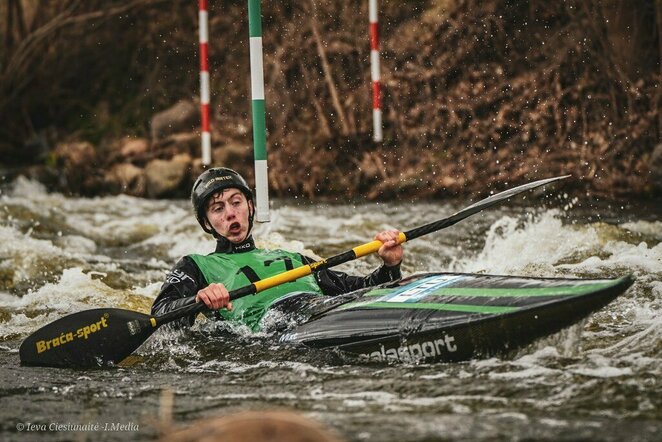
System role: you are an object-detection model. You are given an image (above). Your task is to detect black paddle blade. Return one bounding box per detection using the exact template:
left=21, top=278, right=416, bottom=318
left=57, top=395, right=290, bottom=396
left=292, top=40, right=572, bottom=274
left=405, top=175, right=570, bottom=241
left=19, top=308, right=157, bottom=368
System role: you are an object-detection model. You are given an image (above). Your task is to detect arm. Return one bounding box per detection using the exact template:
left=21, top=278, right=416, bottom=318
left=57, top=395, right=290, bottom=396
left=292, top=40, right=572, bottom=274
left=310, top=260, right=402, bottom=296
left=151, top=256, right=208, bottom=328
left=303, top=229, right=404, bottom=296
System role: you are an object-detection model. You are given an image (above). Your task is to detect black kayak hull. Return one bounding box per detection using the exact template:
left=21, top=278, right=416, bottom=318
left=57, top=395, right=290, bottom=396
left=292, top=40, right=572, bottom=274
left=279, top=272, right=635, bottom=363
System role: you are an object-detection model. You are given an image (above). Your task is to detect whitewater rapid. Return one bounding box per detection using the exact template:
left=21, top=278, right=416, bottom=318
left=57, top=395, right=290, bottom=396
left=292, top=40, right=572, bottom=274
left=0, top=177, right=660, bottom=442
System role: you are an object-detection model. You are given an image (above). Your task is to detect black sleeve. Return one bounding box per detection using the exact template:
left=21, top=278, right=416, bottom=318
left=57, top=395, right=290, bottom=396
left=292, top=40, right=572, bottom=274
left=151, top=256, right=208, bottom=328
left=301, top=255, right=402, bottom=296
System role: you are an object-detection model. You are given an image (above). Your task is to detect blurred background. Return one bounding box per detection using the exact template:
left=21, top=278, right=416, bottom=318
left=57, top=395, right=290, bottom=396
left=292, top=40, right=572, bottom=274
left=1, top=0, right=660, bottom=200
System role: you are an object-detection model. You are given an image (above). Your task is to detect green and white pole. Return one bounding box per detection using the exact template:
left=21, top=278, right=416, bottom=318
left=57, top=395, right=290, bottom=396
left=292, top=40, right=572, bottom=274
left=248, top=0, right=270, bottom=222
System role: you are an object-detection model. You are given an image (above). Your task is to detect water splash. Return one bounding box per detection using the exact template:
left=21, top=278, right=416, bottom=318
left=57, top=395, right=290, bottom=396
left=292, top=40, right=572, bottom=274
left=452, top=210, right=662, bottom=279
left=453, top=210, right=602, bottom=275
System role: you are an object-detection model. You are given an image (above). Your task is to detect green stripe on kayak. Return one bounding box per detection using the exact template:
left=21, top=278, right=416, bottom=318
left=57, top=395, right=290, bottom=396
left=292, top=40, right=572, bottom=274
left=364, top=281, right=620, bottom=299
left=364, top=288, right=392, bottom=297
left=337, top=301, right=518, bottom=314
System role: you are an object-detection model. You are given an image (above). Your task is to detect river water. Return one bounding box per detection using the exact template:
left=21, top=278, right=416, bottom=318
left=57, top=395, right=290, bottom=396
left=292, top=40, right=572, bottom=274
left=0, top=176, right=660, bottom=441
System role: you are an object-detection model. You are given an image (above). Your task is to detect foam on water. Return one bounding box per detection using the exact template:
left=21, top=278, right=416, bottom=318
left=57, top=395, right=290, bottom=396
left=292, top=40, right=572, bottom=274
left=620, top=220, right=662, bottom=240
left=3, top=177, right=197, bottom=260
left=0, top=266, right=158, bottom=339
left=561, top=240, right=662, bottom=277
left=453, top=209, right=662, bottom=279
left=569, top=365, right=633, bottom=378
left=259, top=202, right=404, bottom=245
left=254, top=231, right=322, bottom=260
left=453, top=210, right=602, bottom=275
left=0, top=224, right=77, bottom=286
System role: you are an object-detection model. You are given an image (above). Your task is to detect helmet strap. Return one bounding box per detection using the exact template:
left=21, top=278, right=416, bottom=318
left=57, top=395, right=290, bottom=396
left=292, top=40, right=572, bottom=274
left=247, top=199, right=255, bottom=235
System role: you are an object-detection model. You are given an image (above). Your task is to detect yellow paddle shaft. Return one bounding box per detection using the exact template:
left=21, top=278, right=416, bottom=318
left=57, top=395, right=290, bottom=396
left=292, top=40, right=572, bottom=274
left=254, top=265, right=313, bottom=292
left=351, top=231, right=407, bottom=258
left=252, top=232, right=407, bottom=294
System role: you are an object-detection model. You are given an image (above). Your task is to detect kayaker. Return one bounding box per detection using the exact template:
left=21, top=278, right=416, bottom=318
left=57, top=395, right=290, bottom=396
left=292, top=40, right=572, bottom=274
left=151, top=167, right=404, bottom=331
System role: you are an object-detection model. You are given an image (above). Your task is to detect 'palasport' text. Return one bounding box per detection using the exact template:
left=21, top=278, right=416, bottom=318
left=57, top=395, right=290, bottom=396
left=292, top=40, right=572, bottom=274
left=361, top=334, right=457, bottom=362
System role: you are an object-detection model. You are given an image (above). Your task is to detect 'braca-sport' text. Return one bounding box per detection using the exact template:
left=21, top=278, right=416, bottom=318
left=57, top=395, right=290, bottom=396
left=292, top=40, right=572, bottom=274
left=35, top=314, right=109, bottom=354
left=360, top=334, right=457, bottom=363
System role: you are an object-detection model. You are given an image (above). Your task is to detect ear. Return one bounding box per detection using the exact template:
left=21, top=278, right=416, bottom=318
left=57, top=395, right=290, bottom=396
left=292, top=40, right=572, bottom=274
left=203, top=218, right=213, bottom=231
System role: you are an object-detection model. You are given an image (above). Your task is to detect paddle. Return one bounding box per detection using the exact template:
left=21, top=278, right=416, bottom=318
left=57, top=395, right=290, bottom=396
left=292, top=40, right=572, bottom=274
left=19, top=175, right=569, bottom=368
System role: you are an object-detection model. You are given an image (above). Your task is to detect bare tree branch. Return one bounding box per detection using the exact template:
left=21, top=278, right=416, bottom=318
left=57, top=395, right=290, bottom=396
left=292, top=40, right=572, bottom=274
left=0, top=0, right=169, bottom=111
left=309, top=0, right=350, bottom=137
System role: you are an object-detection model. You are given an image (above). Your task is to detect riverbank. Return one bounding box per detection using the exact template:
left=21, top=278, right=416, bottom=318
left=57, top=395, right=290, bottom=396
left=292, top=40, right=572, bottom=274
left=3, top=128, right=661, bottom=202
left=1, top=1, right=661, bottom=200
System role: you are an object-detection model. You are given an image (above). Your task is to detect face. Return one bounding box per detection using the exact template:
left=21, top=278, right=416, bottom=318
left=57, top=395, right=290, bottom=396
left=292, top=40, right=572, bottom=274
left=205, top=188, right=252, bottom=243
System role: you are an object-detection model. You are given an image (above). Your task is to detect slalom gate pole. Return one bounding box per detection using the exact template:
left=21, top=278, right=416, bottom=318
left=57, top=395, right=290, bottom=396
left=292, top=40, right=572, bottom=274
left=369, top=0, right=383, bottom=142
left=248, top=0, right=270, bottom=222
left=198, top=0, right=212, bottom=165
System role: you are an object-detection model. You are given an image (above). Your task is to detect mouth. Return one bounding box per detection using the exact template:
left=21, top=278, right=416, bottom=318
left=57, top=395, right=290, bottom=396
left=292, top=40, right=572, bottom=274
left=228, top=222, right=242, bottom=234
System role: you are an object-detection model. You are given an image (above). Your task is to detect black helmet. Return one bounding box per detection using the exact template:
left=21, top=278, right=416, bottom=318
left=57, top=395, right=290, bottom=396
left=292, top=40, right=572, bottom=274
left=191, top=167, right=254, bottom=235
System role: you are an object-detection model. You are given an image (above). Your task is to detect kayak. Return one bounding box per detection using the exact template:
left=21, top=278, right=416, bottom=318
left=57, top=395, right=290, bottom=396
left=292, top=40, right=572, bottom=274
left=278, top=272, right=635, bottom=363
left=17, top=271, right=635, bottom=368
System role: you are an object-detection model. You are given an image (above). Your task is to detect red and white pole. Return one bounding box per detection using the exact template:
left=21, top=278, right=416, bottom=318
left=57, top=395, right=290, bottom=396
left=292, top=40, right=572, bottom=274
left=199, top=0, right=212, bottom=165
left=369, top=0, right=382, bottom=142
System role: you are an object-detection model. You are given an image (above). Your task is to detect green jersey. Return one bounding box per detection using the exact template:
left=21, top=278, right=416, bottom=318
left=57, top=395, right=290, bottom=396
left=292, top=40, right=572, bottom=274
left=189, top=248, right=324, bottom=330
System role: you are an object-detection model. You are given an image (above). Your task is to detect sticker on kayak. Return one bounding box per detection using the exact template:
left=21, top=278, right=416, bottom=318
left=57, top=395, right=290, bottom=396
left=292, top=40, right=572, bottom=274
left=383, top=275, right=466, bottom=303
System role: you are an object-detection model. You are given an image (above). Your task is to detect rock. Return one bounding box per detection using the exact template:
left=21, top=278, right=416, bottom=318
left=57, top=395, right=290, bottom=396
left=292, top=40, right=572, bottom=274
left=22, top=133, right=51, bottom=162
left=106, top=163, right=146, bottom=196
left=164, top=132, right=201, bottom=155
left=52, top=141, right=98, bottom=192
left=119, top=138, right=150, bottom=158
left=150, top=100, right=199, bottom=142
left=54, top=141, right=96, bottom=168
left=212, top=141, right=251, bottom=166
left=144, top=153, right=192, bottom=197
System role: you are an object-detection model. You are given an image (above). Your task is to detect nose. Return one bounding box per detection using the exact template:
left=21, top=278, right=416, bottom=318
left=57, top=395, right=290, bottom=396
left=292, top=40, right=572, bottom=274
left=224, top=204, right=237, bottom=220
